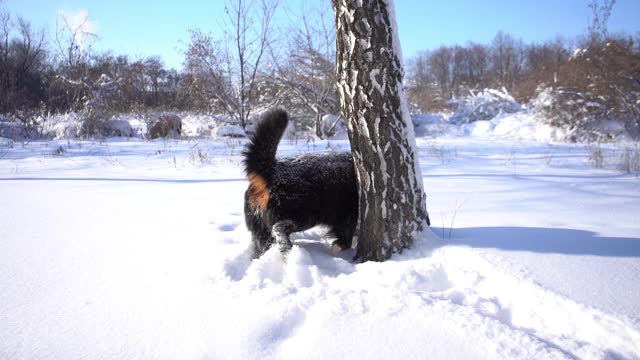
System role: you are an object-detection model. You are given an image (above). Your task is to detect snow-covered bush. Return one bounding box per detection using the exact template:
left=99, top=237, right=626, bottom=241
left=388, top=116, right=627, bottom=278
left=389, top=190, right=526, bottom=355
left=78, top=109, right=113, bottom=138
left=412, top=113, right=449, bottom=137
left=0, top=111, right=50, bottom=139
left=531, top=87, right=631, bottom=142
left=77, top=75, right=124, bottom=139
left=180, top=114, right=218, bottom=137
left=179, top=114, right=249, bottom=138
left=534, top=39, right=640, bottom=142
left=0, top=119, right=26, bottom=139
left=50, top=115, right=131, bottom=139
left=216, top=125, right=245, bottom=138
left=532, top=87, right=599, bottom=128
left=52, top=122, right=79, bottom=139
left=448, top=88, right=522, bottom=124
left=109, top=119, right=133, bottom=137
left=619, top=145, right=640, bottom=175
left=147, top=113, right=182, bottom=139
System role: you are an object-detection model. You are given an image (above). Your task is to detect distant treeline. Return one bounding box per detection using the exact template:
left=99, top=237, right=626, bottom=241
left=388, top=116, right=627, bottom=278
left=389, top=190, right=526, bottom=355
left=1, top=1, right=639, bottom=138
left=406, top=31, right=640, bottom=110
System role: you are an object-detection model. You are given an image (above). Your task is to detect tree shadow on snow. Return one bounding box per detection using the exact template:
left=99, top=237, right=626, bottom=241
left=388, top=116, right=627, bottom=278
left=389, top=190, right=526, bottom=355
left=436, top=226, right=640, bottom=258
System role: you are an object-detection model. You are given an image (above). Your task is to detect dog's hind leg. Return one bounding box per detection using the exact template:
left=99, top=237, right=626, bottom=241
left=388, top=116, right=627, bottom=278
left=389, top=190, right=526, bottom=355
left=245, top=195, right=275, bottom=258
left=331, top=227, right=354, bottom=256
left=330, top=217, right=356, bottom=255
left=271, top=220, right=298, bottom=254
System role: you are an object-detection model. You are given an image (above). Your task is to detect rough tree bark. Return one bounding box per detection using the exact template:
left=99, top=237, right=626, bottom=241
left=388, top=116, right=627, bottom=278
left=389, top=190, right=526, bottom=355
left=332, top=0, right=430, bottom=261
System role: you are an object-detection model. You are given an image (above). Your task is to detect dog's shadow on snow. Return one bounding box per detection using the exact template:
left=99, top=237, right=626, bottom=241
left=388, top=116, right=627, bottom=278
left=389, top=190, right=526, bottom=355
left=435, top=226, right=640, bottom=258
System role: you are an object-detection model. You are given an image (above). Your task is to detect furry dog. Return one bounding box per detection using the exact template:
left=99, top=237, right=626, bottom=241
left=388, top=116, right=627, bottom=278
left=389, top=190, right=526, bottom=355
left=243, top=108, right=358, bottom=258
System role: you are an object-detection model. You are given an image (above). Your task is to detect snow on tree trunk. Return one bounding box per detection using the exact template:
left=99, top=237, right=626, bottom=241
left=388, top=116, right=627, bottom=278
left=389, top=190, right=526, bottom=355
left=332, top=0, right=430, bottom=261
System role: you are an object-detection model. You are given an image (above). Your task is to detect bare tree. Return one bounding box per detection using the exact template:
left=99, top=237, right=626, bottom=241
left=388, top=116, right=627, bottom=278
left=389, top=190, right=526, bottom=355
left=0, top=7, right=13, bottom=112
left=332, top=0, right=431, bottom=262
left=223, top=0, right=279, bottom=128
left=429, top=46, right=453, bottom=99
left=183, top=29, right=234, bottom=113
left=270, top=1, right=339, bottom=137
left=588, top=0, right=616, bottom=44
left=52, top=11, right=97, bottom=110
left=517, top=37, right=569, bottom=99
left=467, top=42, right=490, bottom=89
left=12, top=18, right=47, bottom=107
left=491, top=31, right=524, bottom=91
left=54, top=11, right=96, bottom=69
left=406, top=50, right=449, bottom=111
left=183, top=0, right=278, bottom=126
left=0, top=10, right=47, bottom=113
left=407, top=42, right=491, bottom=110
left=144, top=56, right=166, bottom=107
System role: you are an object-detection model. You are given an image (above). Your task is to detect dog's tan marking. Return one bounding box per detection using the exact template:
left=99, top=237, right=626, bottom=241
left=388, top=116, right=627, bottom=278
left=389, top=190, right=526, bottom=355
left=247, top=172, right=270, bottom=210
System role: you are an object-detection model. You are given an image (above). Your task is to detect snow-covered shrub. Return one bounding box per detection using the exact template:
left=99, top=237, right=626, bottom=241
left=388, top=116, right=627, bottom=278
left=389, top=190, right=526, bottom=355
left=48, top=113, right=133, bottom=139
left=77, top=75, right=124, bottom=138
left=43, top=113, right=79, bottom=137
left=52, top=122, right=79, bottom=139
left=412, top=113, right=449, bottom=137
left=109, top=119, right=133, bottom=137
left=216, top=125, right=245, bottom=138
left=0, top=111, right=50, bottom=139
left=180, top=114, right=214, bottom=137
left=448, top=88, right=522, bottom=124
left=532, top=87, right=596, bottom=127
left=148, top=113, right=182, bottom=139
left=0, top=119, right=26, bottom=139
left=78, top=109, right=112, bottom=138
left=191, top=122, right=216, bottom=137
left=619, top=145, right=640, bottom=175
left=536, top=39, right=640, bottom=142
left=79, top=115, right=133, bottom=139
left=531, top=87, right=630, bottom=142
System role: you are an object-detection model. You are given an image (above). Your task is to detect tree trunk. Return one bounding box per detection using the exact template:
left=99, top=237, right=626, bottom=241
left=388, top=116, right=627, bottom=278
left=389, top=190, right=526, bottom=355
left=315, top=109, right=324, bottom=138
left=332, top=0, right=430, bottom=261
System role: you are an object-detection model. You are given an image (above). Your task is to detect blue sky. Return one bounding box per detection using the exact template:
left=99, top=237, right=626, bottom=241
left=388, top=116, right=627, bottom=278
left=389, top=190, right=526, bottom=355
left=4, top=0, right=640, bottom=70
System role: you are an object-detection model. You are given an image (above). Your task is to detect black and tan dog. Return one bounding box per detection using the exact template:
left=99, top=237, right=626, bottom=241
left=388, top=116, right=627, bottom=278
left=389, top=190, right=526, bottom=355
left=243, top=108, right=358, bottom=258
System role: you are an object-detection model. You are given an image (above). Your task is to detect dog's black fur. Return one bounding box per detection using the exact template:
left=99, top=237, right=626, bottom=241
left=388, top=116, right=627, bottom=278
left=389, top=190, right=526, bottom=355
left=243, top=108, right=358, bottom=258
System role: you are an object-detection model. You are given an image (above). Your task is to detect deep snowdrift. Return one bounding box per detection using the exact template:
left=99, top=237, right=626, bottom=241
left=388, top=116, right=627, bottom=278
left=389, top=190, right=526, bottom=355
left=1, top=136, right=639, bottom=359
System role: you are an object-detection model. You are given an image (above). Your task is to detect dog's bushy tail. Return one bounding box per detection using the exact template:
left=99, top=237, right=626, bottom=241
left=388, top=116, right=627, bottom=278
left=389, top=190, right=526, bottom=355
left=242, top=108, right=289, bottom=180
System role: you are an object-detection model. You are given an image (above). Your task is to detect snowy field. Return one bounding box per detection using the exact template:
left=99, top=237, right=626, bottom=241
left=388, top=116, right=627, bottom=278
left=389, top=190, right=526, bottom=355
left=1, top=128, right=640, bottom=359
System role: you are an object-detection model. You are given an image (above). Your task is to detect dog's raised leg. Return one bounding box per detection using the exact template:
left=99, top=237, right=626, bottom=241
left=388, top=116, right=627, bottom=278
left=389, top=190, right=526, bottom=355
left=272, top=220, right=296, bottom=254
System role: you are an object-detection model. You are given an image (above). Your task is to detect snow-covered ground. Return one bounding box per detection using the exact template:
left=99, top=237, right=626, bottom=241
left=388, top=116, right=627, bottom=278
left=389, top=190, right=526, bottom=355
left=1, top=128, right=639, bottom=358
